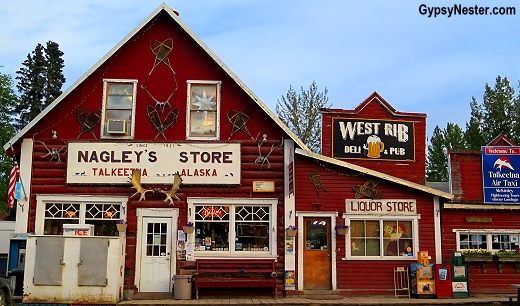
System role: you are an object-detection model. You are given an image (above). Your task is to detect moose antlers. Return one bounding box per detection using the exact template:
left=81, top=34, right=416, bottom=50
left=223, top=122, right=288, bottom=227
left=154, top=172, right=183, bottom=205
left=254, top=133, right=283, bottom=168
left=128, top=169, right=153, bottom=201
left=128, top=169, right=182, bottom=204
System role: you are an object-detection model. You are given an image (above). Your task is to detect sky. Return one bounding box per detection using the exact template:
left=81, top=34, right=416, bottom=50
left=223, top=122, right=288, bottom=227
left=1, top=1, right=520, bottom=139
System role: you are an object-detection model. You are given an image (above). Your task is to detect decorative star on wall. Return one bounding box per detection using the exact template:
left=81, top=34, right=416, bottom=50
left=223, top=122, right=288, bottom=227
left=192, top=89, right=216, bottom=110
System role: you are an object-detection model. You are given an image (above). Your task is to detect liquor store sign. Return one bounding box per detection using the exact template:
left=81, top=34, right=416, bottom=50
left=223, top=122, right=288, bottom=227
left=332, top=118, right=415, bottom=161
left=67, top=142, right=240, bottom=184
left=346, top=199, right=417, bottom=215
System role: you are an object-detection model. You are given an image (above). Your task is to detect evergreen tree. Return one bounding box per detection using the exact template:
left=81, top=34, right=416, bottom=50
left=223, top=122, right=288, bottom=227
left=44, top=41, right=66, bottom=105
left=444, top=123, right=466, bottom=150
left=426, top=126, right=447, bottom=182
left=0, top=67, right=17, bottom=215
left=464, top=97, right=486, bottom=150
left=426, top=123, right=466, bottom=182
left=13, top=41, right=65, bottom=131
left=480, top=76, right=517, bottom=143
left=275, top=81, right=331, bottom=153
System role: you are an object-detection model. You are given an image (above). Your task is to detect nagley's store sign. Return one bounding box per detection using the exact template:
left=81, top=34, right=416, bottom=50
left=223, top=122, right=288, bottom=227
left=331, top=118, right=415, bottom=161
left=66, top=142, right=241, bottom=184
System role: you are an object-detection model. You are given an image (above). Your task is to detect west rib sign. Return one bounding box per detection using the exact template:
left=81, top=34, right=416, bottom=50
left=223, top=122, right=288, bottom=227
left=482, top=146, right=520, bottom=204
left=331, top=118, right=415, bottom=161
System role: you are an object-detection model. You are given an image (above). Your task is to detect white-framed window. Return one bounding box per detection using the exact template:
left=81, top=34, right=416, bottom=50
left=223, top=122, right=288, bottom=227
left=35, top=195, right=128, bottom=236
left=186, top=81, right=221, bottom=140
left=347, top=216, right=418, bottom=259
left=455, top=230, right=520, bottom=252
left=100, top=79, right=137, bottom=139
left=187, top=197, right=277, bottom=257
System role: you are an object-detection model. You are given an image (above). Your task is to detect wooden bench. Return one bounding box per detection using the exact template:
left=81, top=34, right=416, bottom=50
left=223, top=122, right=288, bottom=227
left=505, top=294, right=517, bottom=306
left=195, top=259, right=277, bottom=299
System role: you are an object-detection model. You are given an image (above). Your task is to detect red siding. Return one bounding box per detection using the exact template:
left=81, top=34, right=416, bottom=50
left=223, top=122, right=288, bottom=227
left=441, top=209, right=520, bottom=294
left=449, top=151, right=483, bottom=203
left=22, top=12, right=291, bottom=295
left=295, top=154, right=437, bottom=295
left=23, top=13, right=286, bottom=144
left=30, top=139, right=287, bottom=291
left=320, top=93, right=426, bottom=185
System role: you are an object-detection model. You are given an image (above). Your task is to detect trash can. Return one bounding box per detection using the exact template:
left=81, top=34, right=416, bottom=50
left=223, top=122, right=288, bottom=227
left=173, top=275, right=192, bottom=300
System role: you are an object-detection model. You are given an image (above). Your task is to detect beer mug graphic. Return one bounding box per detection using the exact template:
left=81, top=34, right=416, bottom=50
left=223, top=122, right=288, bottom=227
left=366, top=135, right=384, bottom=158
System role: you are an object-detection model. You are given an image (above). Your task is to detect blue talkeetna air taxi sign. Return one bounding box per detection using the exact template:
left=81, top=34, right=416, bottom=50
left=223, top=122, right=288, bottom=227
left=482, top=146, right=520, bottom=204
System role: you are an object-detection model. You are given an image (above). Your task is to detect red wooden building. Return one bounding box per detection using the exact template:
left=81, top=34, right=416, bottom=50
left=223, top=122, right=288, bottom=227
left=4, top=4, right=458, bottom=302
left=285, top=93, right=452, bottom=296
left=5, top=4, right=307, bottom=303
left=443, top=134, right=520, bottom=295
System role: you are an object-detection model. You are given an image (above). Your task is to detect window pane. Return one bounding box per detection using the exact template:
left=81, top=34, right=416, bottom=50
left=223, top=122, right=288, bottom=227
left=44, top=219, right=79, bottom=235
left=85, top=220, right=117, bottom=236
left=463, top=234, right=486, bottom=249
left=193, top=204, right=272, bottom=253
left=236, top=223, right=269, bottom=251
left=306, top=220, right=328, bottom=250
left=195, top=206, right=229, bottom=221
left=107, top=110, right=132, bottom=121
left=190, top=85, right=217, bottom=110
left=384, top=221, right=412, bottom=256
left=190, top=111, right=216, bottom=136
left=108, top=84, right=133, bottom=96
left=194, top=221, right=229, bottom=251
left=107, top=95, right=133, bottom=109
left=351, top=220, right=380, bottom=256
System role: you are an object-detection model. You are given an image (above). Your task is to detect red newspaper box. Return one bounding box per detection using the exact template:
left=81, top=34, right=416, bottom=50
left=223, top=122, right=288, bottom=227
left=435, top=264, right=452, bottom=298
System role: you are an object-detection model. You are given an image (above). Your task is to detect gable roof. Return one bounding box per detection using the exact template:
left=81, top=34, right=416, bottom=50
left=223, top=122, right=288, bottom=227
left=320, top=91, right=427, bottom=118
left=296, top=148, right=453, bottom=199
left=487, top=134, right=517, bottom=146
left=4, top=3, right=309, bottom=153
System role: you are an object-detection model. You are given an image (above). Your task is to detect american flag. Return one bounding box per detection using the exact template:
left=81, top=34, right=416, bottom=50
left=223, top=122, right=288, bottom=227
left=7, top=160, right=20, bottom=209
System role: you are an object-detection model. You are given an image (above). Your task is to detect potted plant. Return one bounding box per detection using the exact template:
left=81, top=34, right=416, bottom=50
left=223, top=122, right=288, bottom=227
left=496, top=248, right=520, bottom=273
left=286, top=225, right=297, bottom=237
left=335, top=225, right=349, bottom=235
left=462, top=249, right=493, bottom=273
left=183, top=222, right=195, bottom=234
left=115, top=219, right=127, bottom=232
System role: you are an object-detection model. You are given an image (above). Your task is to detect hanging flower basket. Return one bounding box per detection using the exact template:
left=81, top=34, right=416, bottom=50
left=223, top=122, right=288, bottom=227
left=286, top=226, right=297, bottom=237
left=115, top=219, right=127, bottom=232
left=183, top=222, right=195, bottom=234
left=116, top=223, right=127, bottom=232
left=335, top=225, right=349, bottom=235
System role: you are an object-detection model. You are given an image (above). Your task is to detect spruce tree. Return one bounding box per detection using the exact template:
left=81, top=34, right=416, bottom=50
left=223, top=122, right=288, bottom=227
left=276, top=81, right=331, bottom=153
left=13, top=41, right=65, bottom=131
left=480, top=76, right=517, bottom=143
left=426, top=126, right=447, bottom=182
left=44, top=41, right=66, bottom=106
left=464, top=97, right=486, bottom=150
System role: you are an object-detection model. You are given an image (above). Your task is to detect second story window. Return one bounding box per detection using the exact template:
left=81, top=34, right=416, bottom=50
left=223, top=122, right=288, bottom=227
left=186, top=81, right=221, bottom=140
left=101, top=79, right=137, bottom=139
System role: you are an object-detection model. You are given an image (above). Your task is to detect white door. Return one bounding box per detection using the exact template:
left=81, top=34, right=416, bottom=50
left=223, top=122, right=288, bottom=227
left=139, top=217, right=172, bottom=292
